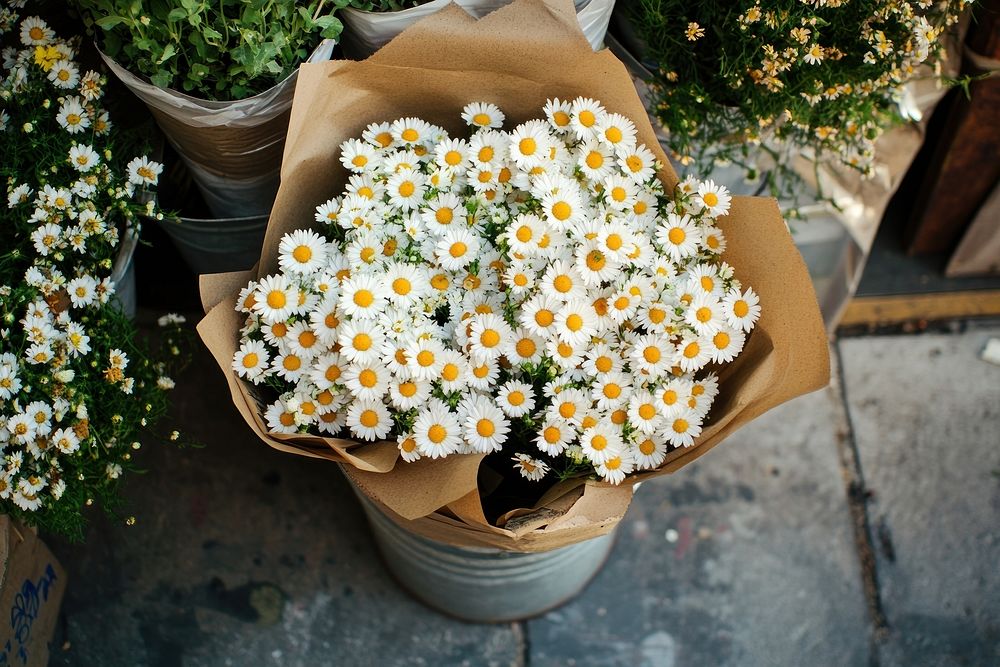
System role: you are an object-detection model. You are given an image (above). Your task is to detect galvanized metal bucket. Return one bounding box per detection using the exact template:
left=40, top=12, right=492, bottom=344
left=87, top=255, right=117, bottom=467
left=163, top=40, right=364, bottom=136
left=351, top=486, right=617, bottom=622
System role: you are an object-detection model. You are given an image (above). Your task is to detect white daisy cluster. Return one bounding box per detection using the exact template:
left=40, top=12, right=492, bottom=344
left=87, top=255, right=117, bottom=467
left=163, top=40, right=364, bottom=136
left=234, top=99, right=760, bottom=485
left=0, top=14, right=176, bottom=528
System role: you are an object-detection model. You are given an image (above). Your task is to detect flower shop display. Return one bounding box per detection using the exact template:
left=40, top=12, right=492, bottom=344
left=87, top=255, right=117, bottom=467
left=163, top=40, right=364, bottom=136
left=609, top=0, right=971, bottom=330
left=71, top=1, right=346, bottom=219
left=0, top=13, right=186, bottom=539
left=199, top=0, right=829, bottom=620
left=339, top=0, right=615, bottom=57
left=614, top=0, right=969, bottom=190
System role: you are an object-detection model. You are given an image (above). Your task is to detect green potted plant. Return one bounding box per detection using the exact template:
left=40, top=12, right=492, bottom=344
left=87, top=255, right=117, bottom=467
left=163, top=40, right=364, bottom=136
left=0, top=13, right=188, bottom=539
left=70, top=0, right=352, bottom=226
left=339, top=0, right=616, bottom=58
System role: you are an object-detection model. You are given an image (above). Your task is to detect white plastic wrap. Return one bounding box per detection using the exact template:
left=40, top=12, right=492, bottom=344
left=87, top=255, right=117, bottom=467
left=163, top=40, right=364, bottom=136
left=340, top=0, right=615, bottom=58
left=100, top=41, right=336, bottom=218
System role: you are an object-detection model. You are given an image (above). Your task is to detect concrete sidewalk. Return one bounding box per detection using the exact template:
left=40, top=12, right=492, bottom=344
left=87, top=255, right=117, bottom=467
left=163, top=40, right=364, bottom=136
left=48, top=322, right=1000, bottom=667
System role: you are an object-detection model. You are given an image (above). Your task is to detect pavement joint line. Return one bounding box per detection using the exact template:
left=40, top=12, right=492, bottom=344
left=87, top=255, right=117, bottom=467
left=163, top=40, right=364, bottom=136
left=830, top=341, right=890, bottom=662
left=513, top=620, right=529, bottom=667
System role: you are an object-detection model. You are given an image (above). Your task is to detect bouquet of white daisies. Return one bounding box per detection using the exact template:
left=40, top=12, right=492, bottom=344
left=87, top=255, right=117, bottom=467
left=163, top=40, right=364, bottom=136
left=229, top=99, right=760, bottom=486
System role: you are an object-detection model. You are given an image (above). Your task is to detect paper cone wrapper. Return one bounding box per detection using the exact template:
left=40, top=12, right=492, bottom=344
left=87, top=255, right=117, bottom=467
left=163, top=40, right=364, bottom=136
left=198, top=0, right=830, bottom=552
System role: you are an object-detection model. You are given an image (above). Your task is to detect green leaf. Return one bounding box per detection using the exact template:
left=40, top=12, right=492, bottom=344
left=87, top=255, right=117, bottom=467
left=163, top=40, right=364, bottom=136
left=94, top=16, right=128, bottom=29
left=150, top=70, right=173, bottom=89
left=156, top=43, right=176, bottom=65
left=202, top=26, right=223, bottom=41
left=167, top=8, right=188, bottom=21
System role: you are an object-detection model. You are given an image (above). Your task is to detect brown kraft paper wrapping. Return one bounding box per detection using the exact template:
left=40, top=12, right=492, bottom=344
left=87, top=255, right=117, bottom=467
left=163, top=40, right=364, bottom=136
left=197, top=0, right=830, bottom=552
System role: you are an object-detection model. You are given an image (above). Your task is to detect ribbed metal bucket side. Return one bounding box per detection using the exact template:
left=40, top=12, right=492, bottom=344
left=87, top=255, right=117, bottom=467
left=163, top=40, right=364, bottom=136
left=155, top=214, right=268, bottom=275
left=354, top=491, right=616, bottom=623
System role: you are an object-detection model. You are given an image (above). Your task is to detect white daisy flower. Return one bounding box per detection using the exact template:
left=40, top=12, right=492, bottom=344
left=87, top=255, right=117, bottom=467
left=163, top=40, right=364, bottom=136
left=434, top=137, right=470, bottom=170
left=686, top=263, right=725, bottom=297
left=66, top=275, right=98, bottom=307
left=629, top=333, right=673, bottom=378
left=554, top=298, right=597, bottom=346
left=540, top=186, right=583, bottom=230
left=579, top=423, right=622, bottom=465
left=339, top=273, right=387, bottom=320
left=339, top=138, right=380, bottom=173
left=436, top=228, right=480, bottom=271
left=279, top=229, right=328, bottom=276
left=633, top=433, right=668, bottom=470
left=658, top=378, right=693, bottom=417
left=543, top=97, right=573, bottom=133
left=383, top=262, right=426, bottom=306
left=64, top=322, right=91, bottom=356
left=546, top=337, right=584, bottom=371
left=272, top=351, right=307, bottom=382
left=503, top=259, right=538, bottom=296
left=52, top=427, right=81, bottom=454
left=342, top=361, right=390, bottom=401
left=337, top=320, right=383, bottom=365
left=125, top=156, right=162, bottom=185
left=508, top=329, right=545, bottom=366
left=68, top=143, right=99, bottom=172
left=285, top=321, right=322, bottom=359
left=314, top=197, right=342, bottom=225
left=461, top=102, right=505, bottom=129
left=466, top=358, right=500, bottom=391
left=362, top=121, right=394, bottom=149
left=388, top=377, right=431, bottom=411
left=405, top=336, right=445, bottom=381
left=48, top=59, right=79, bottom=89
left=496, top=380, right=535, bottom=418
left=253, top=274, right=297, bottom=324
left=694, top=180, right=732, bottom=217
left=421, top=193, right=462, bottom=235
left=508, top=121, right=551, bottom=169
left=460, top=394, right=510, bottom=453
left=0, top=366, right=22, bottom=400
left=575, top=241, right=620, bottom=287
left=595, top=449, right=634, bottom=485
left=261, top=320, right=292, bottom=347
left=595, top=113, right=637, bottom=151
left=347, top=399, right=393, bottom=442
left=397, top=433, right=421, bottom=463
left=7, top=183, right=33, bottom=208
left=535, top=417, right=574, bottom=456
left=413, top=400, right=462, bottom=458
left=467, top=130, right=507, bottom=166
left=6, top=413, right=35, bottom=445
left=576, top=139, right=614, bottom=181
left=664, top=408, right=703, bottom=448
left=30, top=223, right=61, bottom=256
left=675, top=334, right=712, bottom=373
left=628, top=390, right=663, bottom=434
left=512, top=453, right=549, bottom=481
left=20, top=17, right=54, bottom=45
left=592, top=372, right=632, bottom=411
left=467, top=313, right=514, bottom=363
left=569, top=97, right=607, bottom=139
left=723, top=287, right=761, bottom=332
left=391, top=117, right=433, bottom=146
left=602, top=174, right=639, bottom=211
left=617, top=145, right=657, bottom=183
left=386, top=170, right=427, bottom=211
left=518, top=293, right=560, bottom=338
left=702, top=225, right=727, bottom=254
left=685, top=293, right=725, bottom=336
left=656, top=212, right=703, bottom=262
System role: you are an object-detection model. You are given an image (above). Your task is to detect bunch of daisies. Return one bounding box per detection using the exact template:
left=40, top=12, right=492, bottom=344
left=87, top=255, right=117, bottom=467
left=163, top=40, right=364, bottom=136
left=233, top=98, right=760, bottom=485
left=0, top=12, right=186, bottom=539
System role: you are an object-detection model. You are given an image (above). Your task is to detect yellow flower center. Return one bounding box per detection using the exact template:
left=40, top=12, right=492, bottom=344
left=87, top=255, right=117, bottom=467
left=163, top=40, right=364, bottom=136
left=359, top=369, right=378, bottom=388
left=508, top=391, right=525, bottom=406
left=702, top=192, right=719, bottom=207
left=515, top=338, right=537, bottom=357
left=427, top=424, right=447, bottom=443
left=643, top=346, right=661, bottom=363
left=352, top=155, right=368, bottom=167
left=476, top=419, right=495, bottom=437
left=478, top=146, right=494, bottom=162
left=591, top=434, right=607, bottom=450
left=605, top=126, right=623, bottom=143
left=445, top=150, right=462, bottom=166
left=673, top=419, right=689, bottom=433
left=417, top=350, right=435, bottom=367
left=578, top=110, right=596, bottom=127
left=696, top=307, right=712, bottom=323
left=638, top=404, right=657, bottom=420
left=553, top=275, right=573, bottom=293
left=353, top=333, right=372, bottom=351
left=683, top=342, right=700, bottom=359
left=392, top=278, right=411, bottom=295
left=734, top=300, right=750, bottom=317
left=293, top=245, right=312, bottom=263
left=401, top=128, right=419, bottom=142
left=714, top=332, right=731, bottom=349
left=353, top=289, right=374, bottom=308
left=639, top=439, right=656, bottom=455
left=551, top=201, right=572, bottom=221
left=519, top=137, right=537, bottom=155
left=449, top=242, right=467, bottom=258
left=266, top=290, right=286, bottom=309
left=480, top=329, right=500, bottom=348
left=442, top=363, right=459, bottom=382
left=360, top=410, right=379, bottom=428
left=473, top=113, right=491, bottom=126
left=565, top=314, right=583, bottom=332
left=398, top=181, right=415, bottom=197
left=668, top=227, right=686, bottom=245
left=399, top=381, right=417, bottom=397
left=535, top=309, right=554, bottom=327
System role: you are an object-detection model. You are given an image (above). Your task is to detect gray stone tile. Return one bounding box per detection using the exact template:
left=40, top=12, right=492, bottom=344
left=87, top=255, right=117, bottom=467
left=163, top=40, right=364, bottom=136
left=527, top=386, right=870, bottom=667
left=48, top=344, right=521, bottom=667
left=839, top=329, right=1000, bottom=667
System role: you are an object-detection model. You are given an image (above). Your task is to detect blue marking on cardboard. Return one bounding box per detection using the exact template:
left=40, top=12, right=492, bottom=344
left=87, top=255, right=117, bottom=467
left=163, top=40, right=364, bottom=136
left=0, top=564, right=57, bottom=665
